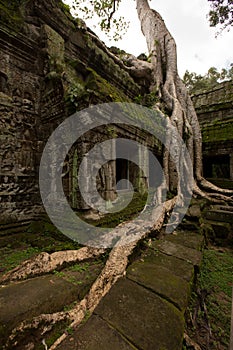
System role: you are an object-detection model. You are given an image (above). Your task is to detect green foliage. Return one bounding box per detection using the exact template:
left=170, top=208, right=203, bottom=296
left=134, top=90, right=159, bottom=108
left=0, top=247, right=40, bottom=272
left=208, top=0, right=233, bottom=33
left=107, top=125, right=118, bottom=138
left=0, top=0, right=28, bottom=29
left=199, top=248, right=233, bottom=347
left=64, top=0, right=129, bottom=40
left=65, top=83, right=87, bottom=109
left=183, top=65, right=233, bottom=93
left=53, top=270, right=65, bottom=277
left=68, top=262, right=90, bottom=272
left=58, top=1, right=71, bottom=14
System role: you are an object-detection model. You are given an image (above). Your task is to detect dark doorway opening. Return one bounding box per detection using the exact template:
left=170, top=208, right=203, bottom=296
left=116, top=158, right=129, bottom=190
left=203, top=154, right=230, bottom=179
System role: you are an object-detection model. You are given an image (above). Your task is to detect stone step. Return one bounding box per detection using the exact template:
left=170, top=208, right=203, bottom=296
left=201, top=219, right=232, bottom=240
left=57, top=231, right=204, bottom=350
left=204, top=209, right=233, bottom=224
left=218, top=205, right=233, bottom=213
left=0, top=261, right=103, bottom=344
left=0, top=220, right=31, bottom=236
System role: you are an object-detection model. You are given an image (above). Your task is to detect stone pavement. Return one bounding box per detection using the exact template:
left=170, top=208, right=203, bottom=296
left=57, top=230, right=204, bottom=350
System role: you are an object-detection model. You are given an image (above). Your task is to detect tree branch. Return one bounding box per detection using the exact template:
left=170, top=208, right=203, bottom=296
left=107, top=0, right=117, bottom=28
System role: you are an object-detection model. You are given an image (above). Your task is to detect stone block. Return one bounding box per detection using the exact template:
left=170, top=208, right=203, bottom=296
left=56, top=315, right=135, bottom=350
left=151, top=240, right=202, bottom=267
left=127, top=261, right=190, bottom=311
left=141, top=248, right=194, bottom=282
left=164, top=231, right=204, bottom=250
left=204, top=209, right=233, bottom=224
left=95, top=278, right=184, bottom=350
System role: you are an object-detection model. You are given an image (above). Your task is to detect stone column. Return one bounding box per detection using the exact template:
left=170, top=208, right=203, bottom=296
left=71, top=149, right=78, bottom=209
left=102, top=139, right=116, bottom=203
left=138, top=143, right=149, bottom=194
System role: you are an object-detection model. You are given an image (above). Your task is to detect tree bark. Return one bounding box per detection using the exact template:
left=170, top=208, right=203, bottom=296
left=136, top=0, right=233, bottom=198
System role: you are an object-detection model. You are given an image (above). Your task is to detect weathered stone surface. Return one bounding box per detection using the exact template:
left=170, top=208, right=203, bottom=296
left=192, top=81, right=233, bottom=180
left=56, top=315, right=135, bottom=350
left=141, top=248, right=194, bottom=282
left=201, top=219, right=232, bottom=240
left=94, top=278, right=184, bottom=350
left=204, top=209, right=233, bottom=224
left=151, top=240, right=202, bottom=267
left=0, top=275, right=76, bottom=340
left=0, top=263, right=103, bottom=341
left=164, top=231, right=204, bottom=250
left=55, top=229, right=205, bottom=349
left=127, top=261, right=190, bottom=311
left=186, top=204, right=202, bottom=219
left=0, top=0, right=146, bottom=224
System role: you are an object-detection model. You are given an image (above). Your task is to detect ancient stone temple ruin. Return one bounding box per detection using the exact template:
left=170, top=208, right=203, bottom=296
left=0, top=0, right=232, bottom=232
left=0, top=0, right=161, bottom=230
left=192, top=80, right=233, bottom=183
left=1, top=2, right=233, bottom=349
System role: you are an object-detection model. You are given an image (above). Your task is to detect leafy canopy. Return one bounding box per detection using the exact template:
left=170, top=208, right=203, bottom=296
left=70, top=0, right=129, bottom=40
left=208, top=0, right=233, bottom=33
left=66, top=0, right=232, bottom=39
left=183, top=65, right=233, bottom=93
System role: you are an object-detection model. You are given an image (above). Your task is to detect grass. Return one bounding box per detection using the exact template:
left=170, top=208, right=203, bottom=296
left=185, top=247, right=233, bottom=349
left=200, top=249, right=233, bottom=298
left=199, top=248, right=232, bottom=348
left=68, top=262, right=90, bottom=272
left=0, top=217, right=81, bottom=276
left=77, top=190, right=150, bottom=229
left=0, top=246, right=41, bottom=272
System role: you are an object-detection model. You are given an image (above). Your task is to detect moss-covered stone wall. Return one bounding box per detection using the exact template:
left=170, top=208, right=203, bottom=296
left=0, top=0, right=156, bottom=227
left=192, top=80, right=233, bottom=180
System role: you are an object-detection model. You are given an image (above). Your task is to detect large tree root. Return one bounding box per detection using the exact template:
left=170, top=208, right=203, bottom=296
left=5, top=198, right=176, bottom=350
left=198, top=177, right=233, bottom=196
left=193, top=183, right=233, bottom=204
left=0, top=247, right=105, bottom=285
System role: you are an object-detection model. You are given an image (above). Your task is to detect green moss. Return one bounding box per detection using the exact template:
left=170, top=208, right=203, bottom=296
left=85, top=68, right=130, bottom=102
left=201, top=120, right=233, bottom=143
left=58, top=1, right=71, bottom=15
left=206, top=178, right=233, bottom=189
left=0, top=247, right=40, bottom=272
left=36, top=320, right=71, bottom=349
left=78, top=191, right=148, bottom=229
left=68, top=262, right=90, bottom=272
left=134, top=89, right=159, bottom=108
left=0, top=0, right=28, bottom=30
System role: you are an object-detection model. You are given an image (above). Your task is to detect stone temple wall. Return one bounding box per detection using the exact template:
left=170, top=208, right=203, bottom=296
left=1, top=0, right=232, bottom=229
left=192, top=80, right=233, bottom=181
left=0, top=0, right=160, bottom=228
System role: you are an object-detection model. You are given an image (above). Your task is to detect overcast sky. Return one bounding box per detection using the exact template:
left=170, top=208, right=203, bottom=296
left=64, top=0, right=233, bottom=77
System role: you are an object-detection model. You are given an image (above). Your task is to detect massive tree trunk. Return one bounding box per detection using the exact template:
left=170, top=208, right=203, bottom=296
left=136, top=0, right=233, bottom=200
